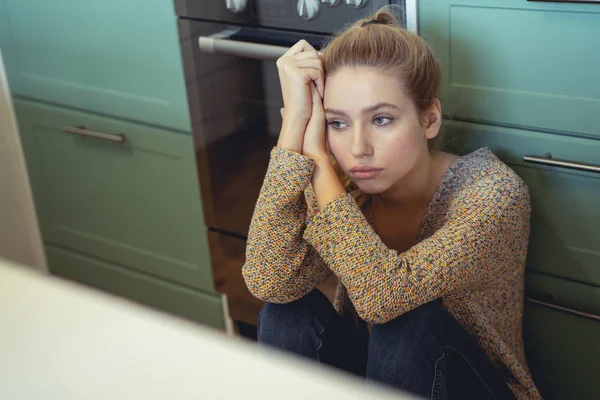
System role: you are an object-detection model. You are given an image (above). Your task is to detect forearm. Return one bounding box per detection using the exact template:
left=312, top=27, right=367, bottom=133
left=243, top=148, right=331, bottom=302
left=312, top=160, right=346, bottom=211
left=302, top=184, right=517, bottom=323
left=302, top=195, right=416, bottom=322
left=277, top=116, right=308, bottom=153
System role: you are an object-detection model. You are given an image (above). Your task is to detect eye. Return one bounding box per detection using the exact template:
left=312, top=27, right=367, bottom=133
left=374, top=117, right=392, bottom=126
left=327, top=120, right=347, bottom=130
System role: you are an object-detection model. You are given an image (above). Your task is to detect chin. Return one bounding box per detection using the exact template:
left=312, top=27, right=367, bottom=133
left=354, top=180, right=388, bottom=195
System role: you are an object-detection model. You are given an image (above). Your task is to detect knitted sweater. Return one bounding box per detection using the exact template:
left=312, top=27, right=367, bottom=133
left=243, top=146, right=542, bottom=399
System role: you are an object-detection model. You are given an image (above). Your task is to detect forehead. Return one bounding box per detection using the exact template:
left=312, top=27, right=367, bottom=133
left=323, top=67, right=412, bottom=110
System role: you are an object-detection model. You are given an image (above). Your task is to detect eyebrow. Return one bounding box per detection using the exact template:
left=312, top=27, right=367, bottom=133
left=324, top=102, right=400, bottom=116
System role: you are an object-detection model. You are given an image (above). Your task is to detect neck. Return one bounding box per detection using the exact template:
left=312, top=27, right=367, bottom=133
left=375, top=149, right=441, bottom=210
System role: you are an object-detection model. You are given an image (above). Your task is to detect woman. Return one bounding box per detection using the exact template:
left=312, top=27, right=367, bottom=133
left=242, top=9, right=541, bottom=400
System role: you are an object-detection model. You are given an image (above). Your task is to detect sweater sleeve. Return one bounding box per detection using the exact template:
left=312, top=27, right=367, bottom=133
left=303, top=175, right=530, bottom=324
left=242, top=147, right=332, bottom=303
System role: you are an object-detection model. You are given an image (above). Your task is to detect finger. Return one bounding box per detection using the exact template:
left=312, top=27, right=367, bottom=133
left=298, top=68, right=325, bottom=98
left=293, top=55, right=324, bottom=98
left=293, top=58, right=323, bottom=71
left=280, top=107, right=285, bottom=119
left=294, top=50, right=320, bottom=60
left=301, top=68, right=324, bottom=98
left=315, top=77, right=324, bottom=99
left=286, top=39, right=314, bottom=56
left=310, top=84, right=324, bottom=115
left=305, top=86, right=325, bottom=141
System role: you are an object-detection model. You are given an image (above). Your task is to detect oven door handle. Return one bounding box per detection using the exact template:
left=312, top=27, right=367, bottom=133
left=199, top=33, right=289, bottom=61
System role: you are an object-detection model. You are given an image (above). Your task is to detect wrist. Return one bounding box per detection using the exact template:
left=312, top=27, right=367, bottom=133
left=312, top=159, right=345, bottom=210
left=277, top=118, right=308, bottom=152
left=310, top=154, right=332, bottom=168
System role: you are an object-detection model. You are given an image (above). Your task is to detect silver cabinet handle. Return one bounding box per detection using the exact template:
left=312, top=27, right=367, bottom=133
left=64, top=126, right=126, bottom=144
left=523, top=153, right=600, bottom=174
left=526, top=297, right=600, bottom=322
left=198, top=27, right=290, bottom=61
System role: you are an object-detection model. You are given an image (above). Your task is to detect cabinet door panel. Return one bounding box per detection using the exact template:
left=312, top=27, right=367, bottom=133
left=420, top=0, right=600, bottom=138
left=524, top=302, right=600, bottom=400
left=16, top=100, right=214, bottom=293
left=446, top=121, right=600, bottom=287
left=47, top=245, right=224, bottom=330
left=0, top=0, right=190, bottom=131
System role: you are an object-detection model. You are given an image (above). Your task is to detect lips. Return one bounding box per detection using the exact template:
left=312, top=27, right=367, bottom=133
left=349, top=165, right=382, bottom=179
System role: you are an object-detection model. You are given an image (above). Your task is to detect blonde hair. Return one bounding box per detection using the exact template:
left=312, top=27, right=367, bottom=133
left=320, top=8, right=442, bottom=207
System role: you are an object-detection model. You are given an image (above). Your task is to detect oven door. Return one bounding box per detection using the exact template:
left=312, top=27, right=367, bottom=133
left=178, top=20, right=329, bottom=324
left=179, top=20, right=327, bottom=238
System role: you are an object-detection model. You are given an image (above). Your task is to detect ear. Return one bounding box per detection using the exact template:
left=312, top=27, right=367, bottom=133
left=423, top=98, right=442, bottom=140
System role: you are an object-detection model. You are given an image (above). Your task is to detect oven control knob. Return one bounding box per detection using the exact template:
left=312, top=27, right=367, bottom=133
left=225, top=0, right=247, bottom=14
left=297, top=0, right=320, bottom=20
left=321, top=0, right=342, bottom=6
left=345, top=0, right=368, bottom=8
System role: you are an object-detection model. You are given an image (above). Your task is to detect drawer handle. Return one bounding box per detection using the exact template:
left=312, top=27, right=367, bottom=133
left=526, top=297, right=600, bottom=322
left=523, top=153, right=600, bottom=174
left=64, top=126, right=126, bottom=144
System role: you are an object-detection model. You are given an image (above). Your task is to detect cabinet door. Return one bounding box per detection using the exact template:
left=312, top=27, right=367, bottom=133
left=445, top=121, right=600, bottom=288
left=419, top=0, right=600, bottom=138
left=46, top=244, right=224, bottom=330
left=524, top=302, right=600, bottom=400
left=0, top=0, right=190, bottom=131
left=15, top=99, right=215, bottom=294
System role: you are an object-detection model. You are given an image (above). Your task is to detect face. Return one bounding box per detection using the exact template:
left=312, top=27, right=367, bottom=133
left=324, top=67, right=440, bottom=195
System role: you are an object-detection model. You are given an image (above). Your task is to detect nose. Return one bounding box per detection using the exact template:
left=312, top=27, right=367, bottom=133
left=350, top=126, right=374, bottom=158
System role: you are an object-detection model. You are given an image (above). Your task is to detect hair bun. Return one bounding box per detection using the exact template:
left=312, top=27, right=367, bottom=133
left=357, top=7, right=403, bottom=29
left=373, top=9, right=400, bottom=25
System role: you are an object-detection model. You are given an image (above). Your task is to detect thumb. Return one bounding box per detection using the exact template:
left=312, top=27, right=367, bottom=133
left=310, top=84, right=324, bottom=116
left=305, top=85, right=325, bottom=133
left=280, top=107, right=285, bottom=119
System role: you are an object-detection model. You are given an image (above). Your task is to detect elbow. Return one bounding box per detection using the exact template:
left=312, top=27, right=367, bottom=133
left=352, top=298, right=395, bottom=325
left=350, top=285, right=411, bottom=325
left=242, top=263, right=298, bottom=304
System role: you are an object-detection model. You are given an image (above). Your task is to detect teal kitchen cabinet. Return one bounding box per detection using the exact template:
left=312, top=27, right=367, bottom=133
left=419, top=0, right=600, bottom=139
left=446, top=121, right=600, bottom=287
left=446, top=120, right=600, bottom=399
left=15, top=99, right=216, bottom=296
left=526, top=272, right=600, bottom=318
left=46, top=244, right=225, bottom=330
left=524, top=302, right=600, bottom=400
left=0, top=0, right=190, bottom=131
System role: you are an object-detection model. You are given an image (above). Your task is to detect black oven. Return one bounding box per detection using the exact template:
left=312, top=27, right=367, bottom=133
left=175, top=0, right=417, bottom=328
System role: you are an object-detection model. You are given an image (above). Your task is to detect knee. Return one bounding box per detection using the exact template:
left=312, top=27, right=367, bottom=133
left=369, top=299, right=449, bottom=358
left=367, top=300, right=449, bottom=391
left=373, top=299, right=448, bottom=339
left=257, top=289, right=335, bottom=345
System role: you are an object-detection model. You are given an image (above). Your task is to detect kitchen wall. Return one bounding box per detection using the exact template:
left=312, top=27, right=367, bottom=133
left=0, top=49, right=47, bottom=271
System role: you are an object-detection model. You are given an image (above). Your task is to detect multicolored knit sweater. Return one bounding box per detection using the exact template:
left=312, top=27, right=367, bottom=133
left=243, top=146, right=542, bottom=399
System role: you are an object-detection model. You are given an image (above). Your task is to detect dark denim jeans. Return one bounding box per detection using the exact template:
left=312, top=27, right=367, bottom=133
left=257, top=289, right=515, bottom=400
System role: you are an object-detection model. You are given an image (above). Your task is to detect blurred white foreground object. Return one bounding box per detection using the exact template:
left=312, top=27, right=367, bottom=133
left=0, top=259, right=420, bottom=400
left=0, top=49, right=47, bottom=272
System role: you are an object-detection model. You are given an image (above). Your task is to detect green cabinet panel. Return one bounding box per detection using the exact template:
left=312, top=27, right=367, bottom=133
left=524, top=303, right=600, bottom=400
left=445, top=120, right=600, bottom=287
left=420, top=0, right=600, bottom=138
left=15, top=99, right=215, bottom=294
left=46, top=244, right=224, bottom=330
left=526, top=271, right=600, bottom=319
left=0, top=0, right=190, bottom=131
